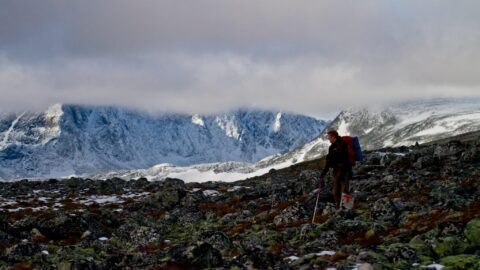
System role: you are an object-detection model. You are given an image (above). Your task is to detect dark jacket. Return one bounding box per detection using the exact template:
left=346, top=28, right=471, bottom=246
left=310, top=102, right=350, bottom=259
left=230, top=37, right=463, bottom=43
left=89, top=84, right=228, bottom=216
left=321, top=136, right=351, bottom=177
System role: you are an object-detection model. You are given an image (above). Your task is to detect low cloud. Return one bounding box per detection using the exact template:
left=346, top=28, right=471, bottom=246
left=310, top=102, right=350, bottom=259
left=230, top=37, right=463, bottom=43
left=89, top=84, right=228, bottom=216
left=0, top=1, right=479, bottom=116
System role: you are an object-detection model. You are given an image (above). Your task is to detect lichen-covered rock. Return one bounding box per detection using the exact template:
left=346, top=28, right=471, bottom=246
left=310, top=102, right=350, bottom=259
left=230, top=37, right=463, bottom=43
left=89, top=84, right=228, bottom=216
left=191, top=243, right=224, bottom=268
left=464, top=218, right=480, bottom=247
left=336, top=220, right=369, bottom=237
left=37, top=213, right=88, bottom=239
left=439, top=255, right=480, bottom=270
left=240, top=234, right=264, bottom=252
left=429, top=182, right=467, bottom=208
left=221, top=210, right=252, bottom=225
left=408, top=236, right=434, bottom=258
left=198, top=231, right=233, bottom=252
left=357, top=251, right=389, bottom=268
left=432, top=236, right=468, bottom=257
left=382, top=243, right=418, bottom=264
left=147, top=179, right=187, bottom=209
left=370, top=198, right=399, bottom=226
left=6, top=242, right=42, bottom=258
left=273, top=203, right=306, bottom=226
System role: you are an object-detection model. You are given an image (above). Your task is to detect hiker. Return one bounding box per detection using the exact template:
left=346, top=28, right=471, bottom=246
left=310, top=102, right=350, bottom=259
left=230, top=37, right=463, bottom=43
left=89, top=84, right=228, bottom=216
left=319, top=130, right=352, bottom=209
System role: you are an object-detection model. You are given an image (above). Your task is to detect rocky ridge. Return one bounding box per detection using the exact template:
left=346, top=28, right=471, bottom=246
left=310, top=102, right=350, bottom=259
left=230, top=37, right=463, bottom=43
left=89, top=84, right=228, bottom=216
left=0, top=105, right=328, bottom=180
left=1, top=132, right=480, bottom=269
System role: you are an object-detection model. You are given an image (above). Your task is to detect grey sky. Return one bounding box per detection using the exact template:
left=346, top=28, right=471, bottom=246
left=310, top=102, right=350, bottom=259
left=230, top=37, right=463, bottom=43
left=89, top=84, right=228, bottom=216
left=1, top=0, right=479, bottom=118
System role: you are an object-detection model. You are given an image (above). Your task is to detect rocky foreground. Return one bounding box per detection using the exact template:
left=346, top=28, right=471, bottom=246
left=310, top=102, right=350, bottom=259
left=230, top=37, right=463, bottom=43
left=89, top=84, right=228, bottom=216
left=1, top=136, right=480, bottom=269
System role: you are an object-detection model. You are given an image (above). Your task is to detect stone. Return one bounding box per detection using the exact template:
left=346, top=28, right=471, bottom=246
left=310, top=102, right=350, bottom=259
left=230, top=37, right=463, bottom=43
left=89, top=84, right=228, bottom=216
left=198, top=231, right=233, bottom=251
left=439, top=255, right=480, bottom=270
left=464, top=218, right=480, bottom=247
left=191, top=243, right=224, bottom=268
left=371, top=198, right=399, bottom=225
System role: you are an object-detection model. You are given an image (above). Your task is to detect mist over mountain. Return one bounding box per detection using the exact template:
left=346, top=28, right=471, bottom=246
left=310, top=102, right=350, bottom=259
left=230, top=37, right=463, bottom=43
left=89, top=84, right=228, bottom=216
left=0, top=104, right=328, bottom=180
left=94, top=97, right=480, bottom=182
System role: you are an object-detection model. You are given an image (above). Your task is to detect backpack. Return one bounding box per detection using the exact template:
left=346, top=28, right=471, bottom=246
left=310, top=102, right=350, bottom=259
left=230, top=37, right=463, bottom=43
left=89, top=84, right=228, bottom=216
left=341, top=136, right=364, bottom=166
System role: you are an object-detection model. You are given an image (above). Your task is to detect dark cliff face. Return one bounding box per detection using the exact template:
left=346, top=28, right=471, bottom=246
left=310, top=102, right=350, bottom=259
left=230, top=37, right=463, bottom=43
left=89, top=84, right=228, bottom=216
left=1, top=132, right=479, bottom=269
left=0, top=104, right=328, bottom=180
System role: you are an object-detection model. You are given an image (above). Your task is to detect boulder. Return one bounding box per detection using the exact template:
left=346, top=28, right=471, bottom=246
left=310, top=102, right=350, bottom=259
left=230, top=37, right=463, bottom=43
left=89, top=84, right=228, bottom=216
left=464, top=218, right=480, bottom=247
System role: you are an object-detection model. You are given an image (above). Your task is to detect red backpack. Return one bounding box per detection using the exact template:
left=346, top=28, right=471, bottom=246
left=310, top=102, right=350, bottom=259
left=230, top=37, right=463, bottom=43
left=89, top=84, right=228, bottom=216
left=342, top=136, right=357, bottom=166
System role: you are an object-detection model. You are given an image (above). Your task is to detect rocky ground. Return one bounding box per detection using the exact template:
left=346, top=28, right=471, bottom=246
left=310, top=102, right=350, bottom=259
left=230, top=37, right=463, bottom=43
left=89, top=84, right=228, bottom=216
left=1, top=136, right=480, bottom=269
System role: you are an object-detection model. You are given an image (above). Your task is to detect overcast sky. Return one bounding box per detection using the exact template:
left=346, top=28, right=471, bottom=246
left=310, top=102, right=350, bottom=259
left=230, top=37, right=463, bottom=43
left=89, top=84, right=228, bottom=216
left=1, top=0, right=479, bottom=118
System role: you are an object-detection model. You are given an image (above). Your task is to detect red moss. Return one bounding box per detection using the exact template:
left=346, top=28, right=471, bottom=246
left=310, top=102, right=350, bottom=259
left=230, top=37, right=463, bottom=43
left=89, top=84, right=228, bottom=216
left=270, top=242, right=287, bottom=254
left=266, top=210, right=280, bottom=221
left=328, top=252, right=349, bottom=263
left=199, top=202, right=236, bottom=216
left=226, top=221, right=252, bottom=235
left=389, top=209, right=449, bottom=237
left=312, top=214, right=329, bottom=224
left=253, top=204, right=271, bottom=217
left=272, top=200, right=294, bottom=210
left=146, top=210, right=166, bottom=218
left=276, top=219, right=309, bottom=229
left=297, top=194, right=309, bottom=202
left=138, top=243, right=170, bottom=253
left=57, top=235, right=81, bottom=246
left=12, top=262, right=34, bottom=270
left=338, top=231, right=384, bottom=246
left=32, top=235, right=49, bottom=243
left=122, top=197, right=136, bottom=205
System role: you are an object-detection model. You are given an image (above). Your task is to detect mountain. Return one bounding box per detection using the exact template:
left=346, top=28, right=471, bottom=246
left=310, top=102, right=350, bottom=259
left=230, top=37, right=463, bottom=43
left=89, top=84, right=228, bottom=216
left=264, top=97, right=480, bottom=166
left=99, top=97, right=480, bottom=182
left=0, top=104, right=328, bottom=180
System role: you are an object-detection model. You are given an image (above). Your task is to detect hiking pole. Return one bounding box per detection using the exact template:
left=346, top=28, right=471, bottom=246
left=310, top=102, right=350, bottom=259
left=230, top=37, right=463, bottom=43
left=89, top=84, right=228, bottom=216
left=312, top=177, right=324, bottom=223
left=312, top=189, right=320, bottom=223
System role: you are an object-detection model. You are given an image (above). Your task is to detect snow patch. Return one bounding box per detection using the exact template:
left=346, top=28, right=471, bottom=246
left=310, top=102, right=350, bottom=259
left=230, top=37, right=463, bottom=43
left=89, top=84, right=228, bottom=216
left=227, top=186, right=251, bottom=192
left=272, top=112, right=282, bottom=133
left=422, top=263, right=445, bottom=270
left=337, top=120, right=350, bottom=136
left=215, top=115, right=240, bottom=140
left=316, top=251, right=336, bottom=256
left=42, top=103, right=64, bottom=143
left=202, top=190, right=220, bottom=197
left=416, top=125, right=449, bottom=136
left=0, top=111, right=25, bottom=149
left=364, top=127, right=374, bottom=134
left=191, top=114, right=205, bottom=126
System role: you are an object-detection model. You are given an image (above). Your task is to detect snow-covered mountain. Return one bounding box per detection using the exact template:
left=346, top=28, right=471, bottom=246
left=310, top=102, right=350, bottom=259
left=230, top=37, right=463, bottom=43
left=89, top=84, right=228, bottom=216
left=264, top=97, right=480, bottom=166
left=98, top=97, right=480, bottom=182
left=0, top=104, right=328, bottom=180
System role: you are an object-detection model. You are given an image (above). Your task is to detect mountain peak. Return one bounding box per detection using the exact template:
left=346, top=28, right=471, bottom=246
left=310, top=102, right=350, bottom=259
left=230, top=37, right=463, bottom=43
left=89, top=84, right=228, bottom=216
left=0, top=105, right=328, bottom=180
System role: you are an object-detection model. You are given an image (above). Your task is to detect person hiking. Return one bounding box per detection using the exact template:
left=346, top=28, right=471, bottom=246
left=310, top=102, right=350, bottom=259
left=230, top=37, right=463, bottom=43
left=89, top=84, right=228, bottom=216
left=319, top=130, right=352, bottom=209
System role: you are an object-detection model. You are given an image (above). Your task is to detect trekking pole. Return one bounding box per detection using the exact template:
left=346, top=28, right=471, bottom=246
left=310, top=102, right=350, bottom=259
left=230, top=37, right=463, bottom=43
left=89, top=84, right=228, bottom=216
left=312, top=177, right=323, bottom=223
left=312, top=189, right=320, bottom=223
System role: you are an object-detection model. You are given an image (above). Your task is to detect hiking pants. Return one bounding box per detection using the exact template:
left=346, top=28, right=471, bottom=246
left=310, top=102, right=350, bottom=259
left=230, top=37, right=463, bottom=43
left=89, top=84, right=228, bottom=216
left=332, top=167, right=351, bottom=208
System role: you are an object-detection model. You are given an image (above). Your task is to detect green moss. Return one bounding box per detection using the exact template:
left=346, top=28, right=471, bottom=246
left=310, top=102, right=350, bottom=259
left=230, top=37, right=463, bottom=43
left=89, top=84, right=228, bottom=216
left=388, top=260, right=410, bottom=270
left=109, top=236, right=123, bottom=247
left=358, top=251, right=388, bottom=266
left=433, top=237, right=468, bottom=257
left=365, top=229, right=376, bottom=239
left=434, top=241, right=450, bottom=258
left=417, top=255, right=434, bottom=264
left=439, top=255, right=480, bottom=270
left=464, top=218, right=480, bottom=247
left=409, top=236, right=433, bottom=257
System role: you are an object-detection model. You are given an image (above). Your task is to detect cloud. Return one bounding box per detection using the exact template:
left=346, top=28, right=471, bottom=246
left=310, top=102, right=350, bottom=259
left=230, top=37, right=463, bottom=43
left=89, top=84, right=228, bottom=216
left=0, top=1, right=479, bottom=116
